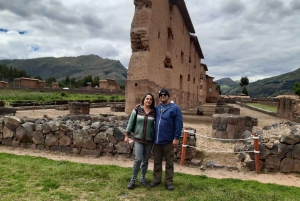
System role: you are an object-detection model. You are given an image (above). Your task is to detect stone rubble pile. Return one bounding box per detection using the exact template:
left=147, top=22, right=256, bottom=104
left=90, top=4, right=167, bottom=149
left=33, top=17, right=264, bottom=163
left=235, top=122, right=300, bottom=173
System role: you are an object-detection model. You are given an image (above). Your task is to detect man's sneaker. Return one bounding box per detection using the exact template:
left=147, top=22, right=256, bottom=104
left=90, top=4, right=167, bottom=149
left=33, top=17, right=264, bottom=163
left=127, top=180, right=135, bottom=189
left=140, top=178, right=148, bottom=187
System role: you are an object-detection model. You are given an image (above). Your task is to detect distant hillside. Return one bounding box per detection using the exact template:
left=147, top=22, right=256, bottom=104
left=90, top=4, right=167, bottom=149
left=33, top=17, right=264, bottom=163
left=216, top=68, right=300, bottom=98
left=0, top=55, right=127, bottom=84
left=215, top=77, right=239, bottom=93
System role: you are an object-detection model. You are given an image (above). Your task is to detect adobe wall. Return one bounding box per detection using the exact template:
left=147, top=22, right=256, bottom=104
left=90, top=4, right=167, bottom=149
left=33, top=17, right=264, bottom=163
left=126, top=0, right=205, bottom=113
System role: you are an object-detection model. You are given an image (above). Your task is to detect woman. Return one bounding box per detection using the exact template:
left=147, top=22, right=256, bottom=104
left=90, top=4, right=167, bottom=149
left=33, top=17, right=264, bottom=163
left=124, top=92, right=156, bottom=189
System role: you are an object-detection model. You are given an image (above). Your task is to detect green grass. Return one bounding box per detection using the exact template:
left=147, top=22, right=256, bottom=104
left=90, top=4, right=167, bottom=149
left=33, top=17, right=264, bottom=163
left=0, top=153, right=299, bottom=200
left=246, top=103, right=277, bottom=112
left=0, top=89, right=124, bottom=105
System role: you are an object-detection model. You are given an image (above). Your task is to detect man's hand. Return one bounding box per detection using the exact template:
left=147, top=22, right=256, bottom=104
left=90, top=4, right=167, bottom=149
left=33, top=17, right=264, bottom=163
left=173, top=139, right=179, bottom=148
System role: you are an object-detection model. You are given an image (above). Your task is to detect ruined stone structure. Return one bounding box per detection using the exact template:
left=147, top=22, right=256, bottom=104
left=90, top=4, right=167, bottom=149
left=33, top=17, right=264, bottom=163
left=125, top=0, right=218, bottom=113
left=212, top=114, right=258, bottom=140
left=99, top=78, right=120, bottom=91
left=14, top=77, right=45, bottom=88
left=68, top=102, right=90, bottom=115
left=276, top=96, right=300, bottom=122
left=0, top=81, right=8, bottom=88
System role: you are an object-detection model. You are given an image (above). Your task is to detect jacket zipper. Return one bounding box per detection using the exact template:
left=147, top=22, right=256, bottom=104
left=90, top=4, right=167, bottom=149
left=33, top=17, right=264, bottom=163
left=156, top=104, right=172, bottom=144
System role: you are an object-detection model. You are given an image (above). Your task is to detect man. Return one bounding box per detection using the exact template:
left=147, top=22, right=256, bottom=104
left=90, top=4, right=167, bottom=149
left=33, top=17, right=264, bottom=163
left=149, top=87, right=183, bottom=191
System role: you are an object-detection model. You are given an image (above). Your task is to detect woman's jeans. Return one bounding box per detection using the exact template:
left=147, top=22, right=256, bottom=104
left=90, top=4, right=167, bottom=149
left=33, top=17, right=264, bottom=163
left=131, top=141, right=153, bottom=181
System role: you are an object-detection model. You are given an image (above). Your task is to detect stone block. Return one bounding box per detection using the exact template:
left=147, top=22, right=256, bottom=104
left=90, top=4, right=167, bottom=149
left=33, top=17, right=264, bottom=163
left=280, top=158, right=293, bottom=173
left=292, top=144, right=300, bottom=159
left=62, top=146, right=73, bottom=154
left=2, top=138, right=12, bottom=146
left=37, top=144, right=45, bottom=150
left=265, top=156, right=281, bottom=170
left=80, top=148, right=100, bottom=157
left=293, top=159, right=300, bottom=172
left=49, top=145, right=62, bottom=152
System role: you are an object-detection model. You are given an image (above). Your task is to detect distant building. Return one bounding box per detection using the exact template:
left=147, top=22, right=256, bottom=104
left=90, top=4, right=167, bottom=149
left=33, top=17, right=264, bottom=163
left=86, top=82, right=92, bottom=90
left=14, top=77, right=45, bottom=88
left=0, top=81, right=8, bottom=88
left=52, top=82, right=59, bottom=89
left=99, top=79, right=120, bottom=91
left=206, top=75, right=219, bottom=103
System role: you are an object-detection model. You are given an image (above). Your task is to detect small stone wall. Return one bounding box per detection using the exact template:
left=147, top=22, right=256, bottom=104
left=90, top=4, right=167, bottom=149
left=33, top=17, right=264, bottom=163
left=0, top=115, right=197, bottom=163
left=215, top=105, right=240, bottom=115
left=236, top=122, right=300, bottom=173
left=252, top=98, right=278, bottom=107
left=276, top=97, right=300, bottom=122
left=0, top=107, right=16, bottom=116
left=212, top=114, right=258, bottom=139
left=69, top=102, right=90, bottom=115
left=110, top=104, right=125, bottom=112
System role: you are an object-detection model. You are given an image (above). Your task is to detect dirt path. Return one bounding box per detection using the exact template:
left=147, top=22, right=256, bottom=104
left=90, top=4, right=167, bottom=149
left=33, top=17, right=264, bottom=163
left=1, top=104, right=300, bottom=188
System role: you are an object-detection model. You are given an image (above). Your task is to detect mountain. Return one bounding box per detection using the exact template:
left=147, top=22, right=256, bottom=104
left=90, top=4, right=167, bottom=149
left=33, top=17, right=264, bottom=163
left=0, top=55, right=127, bottom=84
left=215, top=77, right=239, bottom=93
left=216, top=68, right=300, bottom=98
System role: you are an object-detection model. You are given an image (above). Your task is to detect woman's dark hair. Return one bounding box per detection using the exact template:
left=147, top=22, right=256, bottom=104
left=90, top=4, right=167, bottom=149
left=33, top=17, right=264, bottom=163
left=141, top=92, right=155, bottom=109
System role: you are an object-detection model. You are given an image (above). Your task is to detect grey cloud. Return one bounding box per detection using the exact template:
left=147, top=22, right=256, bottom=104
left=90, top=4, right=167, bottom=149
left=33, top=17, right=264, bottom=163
left=220, top=0, right=245, bottom=15
left=290, top=0, right=300, bottom=11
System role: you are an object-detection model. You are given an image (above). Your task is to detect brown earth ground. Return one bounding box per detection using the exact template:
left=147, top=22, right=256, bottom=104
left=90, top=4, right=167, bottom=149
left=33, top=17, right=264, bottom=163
left=1, top=104, right=300, bottom=188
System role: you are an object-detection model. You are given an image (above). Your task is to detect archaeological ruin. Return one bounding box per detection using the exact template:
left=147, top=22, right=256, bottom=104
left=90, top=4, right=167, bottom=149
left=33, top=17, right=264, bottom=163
left=125, top=0, right=218, bottom=113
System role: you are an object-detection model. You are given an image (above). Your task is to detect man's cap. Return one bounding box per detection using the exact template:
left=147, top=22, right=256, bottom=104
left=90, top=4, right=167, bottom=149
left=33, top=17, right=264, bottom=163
left=158, top=88, right=170, bottom=97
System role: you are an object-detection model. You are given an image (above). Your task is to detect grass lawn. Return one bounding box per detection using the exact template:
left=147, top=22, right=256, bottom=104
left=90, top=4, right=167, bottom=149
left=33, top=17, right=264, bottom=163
left=0, top=89, right=124, bottom=105
left=0, top=153, right=299, bottom=201
left=246, top=103, right=277, bottom=112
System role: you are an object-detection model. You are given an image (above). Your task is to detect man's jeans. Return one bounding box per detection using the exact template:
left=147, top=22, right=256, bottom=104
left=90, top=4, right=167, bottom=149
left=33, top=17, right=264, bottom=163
left=131, top=141, right=153, bottom=181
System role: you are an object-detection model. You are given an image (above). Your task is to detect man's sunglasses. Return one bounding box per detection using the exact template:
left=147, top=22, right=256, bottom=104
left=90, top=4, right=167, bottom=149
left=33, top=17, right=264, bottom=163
left=159, top=93, right=168, bottom=97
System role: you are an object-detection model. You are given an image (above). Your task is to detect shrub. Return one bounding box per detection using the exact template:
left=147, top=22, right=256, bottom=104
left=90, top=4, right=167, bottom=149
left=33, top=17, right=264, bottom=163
left=0, top=101, right=5, bottom=107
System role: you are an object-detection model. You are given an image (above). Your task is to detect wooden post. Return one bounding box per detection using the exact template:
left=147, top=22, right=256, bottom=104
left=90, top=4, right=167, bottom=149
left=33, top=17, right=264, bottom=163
left=253, top=133, right=260, bottom=174
left=180, top=128, right=188, bottom=165
left=33, top=102, right=35, bottom=112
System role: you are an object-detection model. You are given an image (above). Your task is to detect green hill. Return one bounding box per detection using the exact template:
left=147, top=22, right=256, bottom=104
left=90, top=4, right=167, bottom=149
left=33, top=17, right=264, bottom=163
left=216, top=68, right=300, bottom=98
left=0, top=55, right=127, bottom=84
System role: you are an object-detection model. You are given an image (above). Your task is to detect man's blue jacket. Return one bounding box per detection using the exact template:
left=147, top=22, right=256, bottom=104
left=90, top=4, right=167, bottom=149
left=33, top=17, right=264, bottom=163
left=154, top=102, right=183, bottom=145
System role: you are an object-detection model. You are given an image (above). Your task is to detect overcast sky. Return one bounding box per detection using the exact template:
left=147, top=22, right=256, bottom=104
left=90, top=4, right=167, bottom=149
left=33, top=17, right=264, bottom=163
left=1, top=0, right=300, bottom=82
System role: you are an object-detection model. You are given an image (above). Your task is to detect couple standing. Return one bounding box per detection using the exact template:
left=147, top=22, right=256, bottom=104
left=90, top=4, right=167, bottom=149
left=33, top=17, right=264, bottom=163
left=124, top=88, right=183, bottom=191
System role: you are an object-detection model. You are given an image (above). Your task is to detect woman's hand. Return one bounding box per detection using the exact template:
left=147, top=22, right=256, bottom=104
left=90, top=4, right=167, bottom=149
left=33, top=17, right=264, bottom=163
left=124, top=135, right=129, bottom=143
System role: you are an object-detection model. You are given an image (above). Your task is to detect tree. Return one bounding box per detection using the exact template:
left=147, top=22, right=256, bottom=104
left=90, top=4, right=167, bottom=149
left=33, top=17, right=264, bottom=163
left=242, top=86, right=248, bottom=96
left=240, top=76, right=249, bottom=87
left=216, top=84, right=222, bottom=95
left=34, top=75, right=42, bottom=80
left=293, top=82, right=300, bottom=97
left=93, top=76, right=100, bottom=87
left=240, top=76, right=249, bottom=96
left=45, top=77, right=56, bottom=87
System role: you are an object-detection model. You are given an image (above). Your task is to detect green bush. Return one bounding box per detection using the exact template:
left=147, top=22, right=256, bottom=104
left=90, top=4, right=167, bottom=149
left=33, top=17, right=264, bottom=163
left=92, top=99, right=108, bottom=103
left=52, top=100, right=69, bottom=105
left=0, top=101, right=5, bottom=107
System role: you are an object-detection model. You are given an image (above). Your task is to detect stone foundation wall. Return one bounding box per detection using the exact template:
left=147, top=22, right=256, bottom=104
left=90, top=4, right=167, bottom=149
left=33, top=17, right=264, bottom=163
left=212, top=114, right=258, bottom=139
left=0, top=115, right=197, bottom=163
left=68, top=102, right=90, bottom=115
left=215, top=105, right=240, bottom=115
left=276, top=97, right=300, bottom=122
left=237, top=123, right=300, bottom=173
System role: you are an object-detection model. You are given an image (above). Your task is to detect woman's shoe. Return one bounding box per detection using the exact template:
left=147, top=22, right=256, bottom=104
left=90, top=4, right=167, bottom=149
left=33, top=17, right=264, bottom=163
left=127, top=180, right=135, bottom=189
